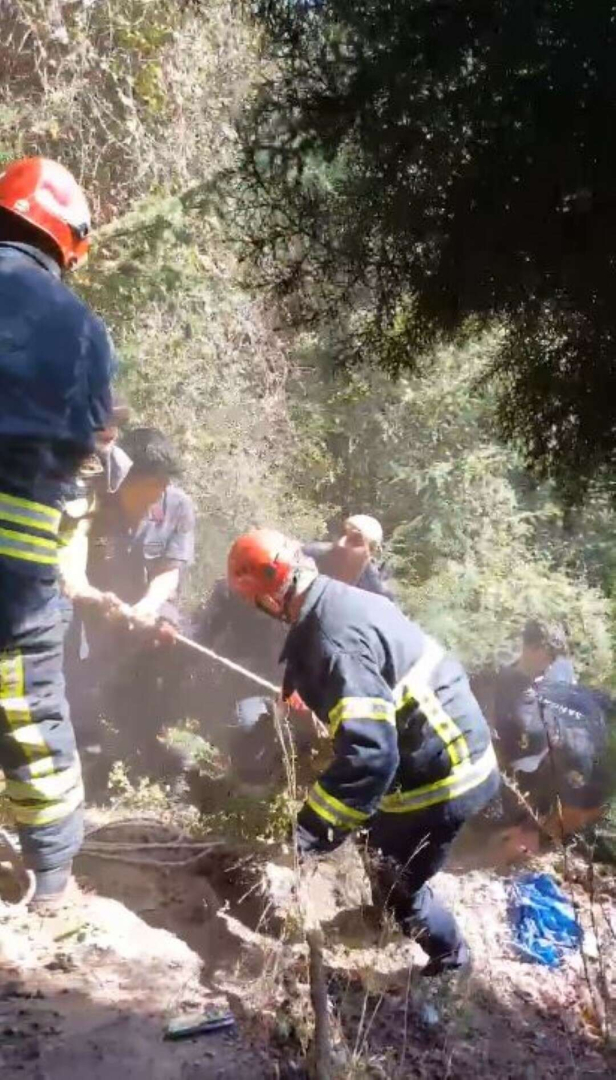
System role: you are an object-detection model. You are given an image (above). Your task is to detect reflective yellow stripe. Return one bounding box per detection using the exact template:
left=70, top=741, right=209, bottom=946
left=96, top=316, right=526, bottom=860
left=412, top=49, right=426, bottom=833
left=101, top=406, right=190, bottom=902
left=0, top=492, right=60, bottom=533
left=5, top=722, right=48, bottom=752
left=394, top=637, right=470, bottom=768
left=0, top=526, right=58, bottom=566
left=0, top=653, right=30, bottom=724
left=306, top=780, right=370, bottom=830
left=0, top=656, right=48, bottom=761
left=0, top=526, right=56, bottom=549
left=10, top=781, right=84, bottom=826
left=6, top=763, right=82, bottom=804
left=329, top=696, right=396, bottom=737
left=380, top=744, right=497, bottom=813
left=0, top=652, right=82, bottom=826
left=23, top=755, right=57, bottom=780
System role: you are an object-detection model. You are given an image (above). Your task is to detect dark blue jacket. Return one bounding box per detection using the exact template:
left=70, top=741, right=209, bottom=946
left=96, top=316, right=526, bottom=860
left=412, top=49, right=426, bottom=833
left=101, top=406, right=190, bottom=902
left=281, top=576, right=496, bottom=853
left=0, top=243, right=115, bottom=635
left=303, top=540, right=396, bottom=601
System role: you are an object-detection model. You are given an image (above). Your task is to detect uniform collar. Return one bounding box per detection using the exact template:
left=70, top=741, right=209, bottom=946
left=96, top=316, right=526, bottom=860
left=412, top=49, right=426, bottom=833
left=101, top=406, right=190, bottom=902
left=280, top=575, right=330, bottom=661
left=0, top=241, right=62, bottom=279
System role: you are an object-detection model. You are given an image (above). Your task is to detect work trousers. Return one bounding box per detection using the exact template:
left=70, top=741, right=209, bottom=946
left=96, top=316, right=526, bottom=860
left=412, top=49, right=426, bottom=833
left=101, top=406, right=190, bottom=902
left=367, top=769, right=500, bottom=960
left=0, top=609, right=84, bottom=872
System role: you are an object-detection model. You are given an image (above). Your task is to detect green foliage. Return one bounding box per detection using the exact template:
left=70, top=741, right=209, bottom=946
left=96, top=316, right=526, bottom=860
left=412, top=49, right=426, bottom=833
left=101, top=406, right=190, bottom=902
left=200, top=789, right=298, bottom=844
left=0, top=2, right=324, bottom=602
left=242, top=1, right=616, bottom=496
left=290, top=334, right=615, bottom=680
left=0, top=0, right=614, bottom=741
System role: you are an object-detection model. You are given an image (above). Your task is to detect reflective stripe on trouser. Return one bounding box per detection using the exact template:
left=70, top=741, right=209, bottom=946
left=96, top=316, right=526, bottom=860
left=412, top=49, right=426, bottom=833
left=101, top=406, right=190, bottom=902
left=0, top=611, right=84, bottom=870
left=0, top=491, right=60, bottom=567
left=380, top=743, right=497, bottom=813
left=394, top=636, right=470, bottom=769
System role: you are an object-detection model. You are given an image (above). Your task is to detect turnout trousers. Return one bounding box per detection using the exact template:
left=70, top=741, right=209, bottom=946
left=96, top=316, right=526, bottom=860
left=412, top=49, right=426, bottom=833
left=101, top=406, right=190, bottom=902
left=0, top=608, right=84, bottom=879
left=367, top=770, right=499, bottom=961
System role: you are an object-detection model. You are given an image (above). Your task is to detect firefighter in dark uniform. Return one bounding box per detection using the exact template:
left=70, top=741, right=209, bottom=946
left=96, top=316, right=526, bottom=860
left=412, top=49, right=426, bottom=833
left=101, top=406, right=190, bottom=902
left=0, top=157, right=115, bottom=906
left=493, top=678, right=610, bottom=854
left=227, top=529, right=499, bottom=974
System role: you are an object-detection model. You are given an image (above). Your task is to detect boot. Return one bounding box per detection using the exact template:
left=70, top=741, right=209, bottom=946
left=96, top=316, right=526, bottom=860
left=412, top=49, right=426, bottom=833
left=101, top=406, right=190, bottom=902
left=421, top=940, right=471, bottom=977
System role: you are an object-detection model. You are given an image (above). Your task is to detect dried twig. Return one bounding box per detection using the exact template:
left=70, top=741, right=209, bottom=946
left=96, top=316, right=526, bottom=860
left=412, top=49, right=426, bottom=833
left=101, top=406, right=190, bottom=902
left=306, top=927, right=332, bottom=1080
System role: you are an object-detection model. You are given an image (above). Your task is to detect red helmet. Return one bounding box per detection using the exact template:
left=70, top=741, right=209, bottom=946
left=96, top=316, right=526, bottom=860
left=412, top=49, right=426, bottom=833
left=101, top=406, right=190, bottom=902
left=0, top=157, right=91, bottom=269
left=227, top=529, right=304, bottom=618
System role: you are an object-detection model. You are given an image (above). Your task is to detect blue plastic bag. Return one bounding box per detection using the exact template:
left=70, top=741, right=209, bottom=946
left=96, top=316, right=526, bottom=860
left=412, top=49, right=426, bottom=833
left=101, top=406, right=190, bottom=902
left=509, top=872, right=583, bottom=968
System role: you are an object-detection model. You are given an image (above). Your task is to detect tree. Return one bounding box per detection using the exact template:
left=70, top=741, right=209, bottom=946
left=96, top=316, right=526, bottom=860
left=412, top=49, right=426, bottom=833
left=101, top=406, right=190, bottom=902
left=241, top=1, right=616, bottom=497
left=288, top=334, right=614, bottom=680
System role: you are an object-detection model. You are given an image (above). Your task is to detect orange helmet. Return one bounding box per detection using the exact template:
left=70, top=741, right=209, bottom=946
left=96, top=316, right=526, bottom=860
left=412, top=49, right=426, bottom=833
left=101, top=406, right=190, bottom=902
left=227, top=529, right=305, bottom=618
left=0, top=157, right=91, bottom=269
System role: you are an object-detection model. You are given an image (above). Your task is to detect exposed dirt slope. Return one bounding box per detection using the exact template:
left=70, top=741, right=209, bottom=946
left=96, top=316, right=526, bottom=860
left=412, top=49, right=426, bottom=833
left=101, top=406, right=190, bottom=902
left=0, top=888, right=273, bottom=1079
left=1, top=818, right=614, bottom=1079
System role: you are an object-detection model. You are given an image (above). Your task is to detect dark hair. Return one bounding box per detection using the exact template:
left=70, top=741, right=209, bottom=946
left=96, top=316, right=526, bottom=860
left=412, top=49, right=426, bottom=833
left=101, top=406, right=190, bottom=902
left=522, top=618, right=568, bottom=657
left=120, top=427, right=180, bottom=478
left=0, top=207, right=63, bottom=266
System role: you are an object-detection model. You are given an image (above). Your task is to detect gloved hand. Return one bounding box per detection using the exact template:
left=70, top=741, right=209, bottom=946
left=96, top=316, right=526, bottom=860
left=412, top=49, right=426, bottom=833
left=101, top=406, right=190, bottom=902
left=285, top=690, right=309, bottom=713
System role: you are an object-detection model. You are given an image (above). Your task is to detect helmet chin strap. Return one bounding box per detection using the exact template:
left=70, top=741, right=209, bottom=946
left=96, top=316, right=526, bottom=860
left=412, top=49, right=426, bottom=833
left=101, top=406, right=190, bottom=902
left=280, top=569, right=301, bottom=623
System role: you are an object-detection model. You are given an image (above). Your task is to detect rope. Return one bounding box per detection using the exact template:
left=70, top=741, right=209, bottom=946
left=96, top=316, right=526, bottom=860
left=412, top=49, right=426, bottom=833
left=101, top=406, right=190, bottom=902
left=79, top=846, right=222, bottom=869
left=175, top=633, right=282, bottom=695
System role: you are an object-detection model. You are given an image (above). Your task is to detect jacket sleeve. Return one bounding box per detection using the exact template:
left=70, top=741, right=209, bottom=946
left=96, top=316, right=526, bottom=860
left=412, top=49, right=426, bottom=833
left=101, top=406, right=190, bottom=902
left=164, top=493, right=196, bottom=564
left=296, top=651, right=399, bottom=854
left=85, top=315, right=117, bottom=436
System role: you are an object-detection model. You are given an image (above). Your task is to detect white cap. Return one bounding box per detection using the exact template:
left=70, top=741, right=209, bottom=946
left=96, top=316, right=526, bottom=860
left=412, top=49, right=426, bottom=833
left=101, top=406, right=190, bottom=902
left=344, top=514, right=384, bottom=549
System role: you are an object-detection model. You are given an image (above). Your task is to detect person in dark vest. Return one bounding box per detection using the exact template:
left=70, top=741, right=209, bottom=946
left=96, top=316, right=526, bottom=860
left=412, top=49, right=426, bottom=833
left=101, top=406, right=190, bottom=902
left=495, top=679, right=610, bottom=851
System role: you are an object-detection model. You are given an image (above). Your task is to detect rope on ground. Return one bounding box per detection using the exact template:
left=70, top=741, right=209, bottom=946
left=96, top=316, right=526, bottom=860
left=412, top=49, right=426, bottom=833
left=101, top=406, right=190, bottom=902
left=80, top=819, right=274, bottom=869
left=84, top=817, right=189, bottom=839
left=79, top=846, right=224, bottom=869
left=83, top=839, right=227, bottom=851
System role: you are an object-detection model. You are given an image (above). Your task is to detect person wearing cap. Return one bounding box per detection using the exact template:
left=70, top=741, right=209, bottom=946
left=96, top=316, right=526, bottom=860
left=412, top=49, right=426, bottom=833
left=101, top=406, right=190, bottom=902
left=494, top=678, right=610, bottom=855
left=0, top=158, right=115, bottom=907
left=304, top=514, right=395, bottom=601
left=491, top=619, right=576, bottom=766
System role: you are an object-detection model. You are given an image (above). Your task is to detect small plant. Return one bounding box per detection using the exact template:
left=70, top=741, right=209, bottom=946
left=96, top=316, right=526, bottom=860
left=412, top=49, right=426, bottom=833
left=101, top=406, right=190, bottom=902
left=161, top=722, right=228, bottom=778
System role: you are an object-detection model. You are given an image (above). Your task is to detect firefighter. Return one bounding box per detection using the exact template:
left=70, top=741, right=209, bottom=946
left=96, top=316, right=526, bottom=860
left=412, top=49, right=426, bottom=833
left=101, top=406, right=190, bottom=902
left=227, top=529, right=499, bottom=974
left=0, top=157, right=116, bottom=907
left=304, top=513, right=394, bottom=600
left=491, top=678, right=610, bottom=859
left=491, top=619, right=576, bottom=730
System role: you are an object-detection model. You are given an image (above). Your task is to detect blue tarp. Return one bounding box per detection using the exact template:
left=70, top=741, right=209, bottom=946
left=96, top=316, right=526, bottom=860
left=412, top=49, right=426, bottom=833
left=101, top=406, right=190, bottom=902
left=509, top=872, right=583, bottom=968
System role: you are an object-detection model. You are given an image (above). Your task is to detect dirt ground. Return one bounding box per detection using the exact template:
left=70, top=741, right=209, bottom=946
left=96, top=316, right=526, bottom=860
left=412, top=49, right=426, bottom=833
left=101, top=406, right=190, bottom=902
left=1, top=816, right=615, bottom=1079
